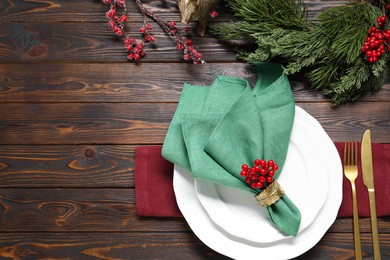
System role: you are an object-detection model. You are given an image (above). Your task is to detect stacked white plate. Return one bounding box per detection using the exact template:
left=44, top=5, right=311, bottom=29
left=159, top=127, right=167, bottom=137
left=173, top=106, right=343, bottom=260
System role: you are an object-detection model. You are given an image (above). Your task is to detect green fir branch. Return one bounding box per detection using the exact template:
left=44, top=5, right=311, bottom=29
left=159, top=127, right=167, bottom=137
left=306, top=62, right=342, bottom=90
left=212, top=0, right=389, bottom=105
left=317, top=3, right=383, bottom=64
left=371, top=53, right=389, bottom=76
left=329, top=59, right=386, bottom=106
left=227, top=0, right=308, bottom=29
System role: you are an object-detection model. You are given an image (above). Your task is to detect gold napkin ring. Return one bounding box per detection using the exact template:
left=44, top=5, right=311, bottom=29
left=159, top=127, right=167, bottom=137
left=255, top=180, right=285, bottom=207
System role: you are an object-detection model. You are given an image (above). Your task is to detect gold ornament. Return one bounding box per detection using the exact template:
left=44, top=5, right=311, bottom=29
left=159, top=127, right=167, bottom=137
left=178, top=0, right=219, bottom=36
left=255, top=180, right=285, bottom=207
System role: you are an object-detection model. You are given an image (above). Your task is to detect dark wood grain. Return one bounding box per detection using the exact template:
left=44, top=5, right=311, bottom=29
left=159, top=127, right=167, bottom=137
left=0, top=187, right=389, bottom=233
left=0, top=0, right=349, bottom=23
left=0, top=63, right=256, bottom=103
left=0, top=0, right=351, bottom=63
left=0, top=103, right=174, bottom=145
left=0, top=0, right=181, bottom=23
left=0, top=102, right=389, bottom=144
left=330, top=218, right=390, bottom=234
left=0, top=232, right=224, bottom=260
left=0, top=188, right=186, bottom=232
left=0, top=145, right=134, bottom=187
left=1, top=63, right=389, bottom=103
left=0, top=22, right=238, bottom=62
left=0, top=232, right=389, bottom=260
left=0, top=0, right=389, bottom=259
left=296, top=232, right=390, bottom=260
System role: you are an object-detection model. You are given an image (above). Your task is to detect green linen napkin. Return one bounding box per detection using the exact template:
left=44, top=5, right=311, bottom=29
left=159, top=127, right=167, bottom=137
left=162, top=62, right=301, bottom=236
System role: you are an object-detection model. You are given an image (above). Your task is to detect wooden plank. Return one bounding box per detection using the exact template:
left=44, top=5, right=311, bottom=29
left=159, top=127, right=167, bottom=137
left=1, top=63, right=389, bottom=103
left=0, top=22, right=238, bottom=62
left=0, top=102, right=389, bottom=145
left=3, top=144, right=390, bottom=191
left=297, top=232, right=390, bottom=259
left=0, top=0, right=182, bottom=22
left=0, top=145, right=134, bottom=188
left=0, top=1, right=355, bottom=63
left=0, top=63, right=249, bottom=103
left=0, top=232, right=389, bottom=259
left=298, top=102, right=390, bottom=142
left=0, top=103, right=174, bottom=145
left=0, top=188, right=188, bottom=232
left=0, top=1, right=388, bottom=259
left=330, top=218, right=390, bottom=234
left=0, top=187, right=389, bottom=233
left=0, top=232, right=224, bottom=260
left=0, top=0, right=349, bottom=23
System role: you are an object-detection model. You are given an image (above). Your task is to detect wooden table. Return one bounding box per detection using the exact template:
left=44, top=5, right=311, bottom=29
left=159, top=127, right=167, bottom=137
left=0, top=0, right=389, bottom=259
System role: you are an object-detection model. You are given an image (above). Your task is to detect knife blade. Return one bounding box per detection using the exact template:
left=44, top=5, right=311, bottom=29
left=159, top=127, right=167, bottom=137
left=361, top=129, right=381, bottom=260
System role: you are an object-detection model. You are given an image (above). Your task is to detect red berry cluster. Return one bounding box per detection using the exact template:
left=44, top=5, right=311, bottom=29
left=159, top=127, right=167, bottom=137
left=105, top=1, right=127, bottom=36
left=101, top=0, right=205, bottom=63
left=103, top=0, right=152, bottom=62
left=124, top=38, right=145, bottom=62
left=169, top=21, right=204, bottom=64
left=124, top=22, right=156, bottom=62
left=240, top=159, right=279, bottom=189
left=139, top=23, right=156, bottom=43
left=361, top=14, right=390, bottom=63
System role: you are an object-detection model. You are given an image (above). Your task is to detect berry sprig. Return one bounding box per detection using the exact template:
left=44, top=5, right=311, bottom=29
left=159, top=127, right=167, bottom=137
left=168, top=21, right=204, bottom=64
left=104, top=0, right=127, bottom=37
left=361, top=8, right=390, bottom=63
left=103, top=0, right=145, bottom=62
left=125, top=21, right=155, bottom=62
left=139, top=22, right=155, bottom=43
left=124, top=38, right=146, bottom=62
left=240, top=159, right=279, bottom=190
left=101, top=0, right=205, bottom=64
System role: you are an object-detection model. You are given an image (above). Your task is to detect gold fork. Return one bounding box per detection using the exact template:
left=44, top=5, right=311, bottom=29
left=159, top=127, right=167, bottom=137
left=344, top=142, right=362, bottom=260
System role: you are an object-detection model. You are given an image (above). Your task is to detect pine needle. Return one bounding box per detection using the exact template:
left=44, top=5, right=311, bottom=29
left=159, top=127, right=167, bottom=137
left=211, top=0, right=387, bottom=105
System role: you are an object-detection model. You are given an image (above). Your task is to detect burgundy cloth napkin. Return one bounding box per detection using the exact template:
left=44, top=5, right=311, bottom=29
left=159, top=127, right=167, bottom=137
left=134, top=146, right=182, bottom=217
left=135, top=143, right=390, bottom=218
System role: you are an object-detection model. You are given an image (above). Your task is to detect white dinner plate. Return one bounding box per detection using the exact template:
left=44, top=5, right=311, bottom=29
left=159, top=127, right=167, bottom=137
left=194, top=106, right=329, bottom=243
left=173, top=106, right=343, bottom=260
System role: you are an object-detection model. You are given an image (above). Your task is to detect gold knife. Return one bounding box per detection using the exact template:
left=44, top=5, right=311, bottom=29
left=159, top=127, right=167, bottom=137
left=361, top=129, right=381, bottom=260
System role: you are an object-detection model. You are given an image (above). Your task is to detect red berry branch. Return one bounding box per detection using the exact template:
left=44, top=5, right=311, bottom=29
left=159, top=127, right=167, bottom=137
left=361, top=4, right=390, bottom=63
left=240, top=159, right=279, bottom=190
left=101, top=0, right=205, bottom=63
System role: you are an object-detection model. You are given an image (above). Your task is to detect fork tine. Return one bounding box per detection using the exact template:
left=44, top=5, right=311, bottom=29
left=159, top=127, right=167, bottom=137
left=344, top=142, right=358, bottom=166
left=350, top=141, right=357, bottom=166
left=348, top=142, right=352, bottom=166
left=348, top=142, right=351, bottom=166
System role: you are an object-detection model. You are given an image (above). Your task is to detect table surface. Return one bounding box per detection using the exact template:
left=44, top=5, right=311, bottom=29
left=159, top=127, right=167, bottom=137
left=0, top=0, right=389, bottom=259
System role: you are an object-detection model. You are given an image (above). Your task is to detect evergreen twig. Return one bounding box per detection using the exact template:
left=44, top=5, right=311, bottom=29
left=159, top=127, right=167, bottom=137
left=212, top=0, right=389, bottom=106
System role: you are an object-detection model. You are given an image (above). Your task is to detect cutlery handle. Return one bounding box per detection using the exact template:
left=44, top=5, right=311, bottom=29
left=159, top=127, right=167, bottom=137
left=368, top=189, right=381, bottom=260
left=352, top=182, right=362, bottom=260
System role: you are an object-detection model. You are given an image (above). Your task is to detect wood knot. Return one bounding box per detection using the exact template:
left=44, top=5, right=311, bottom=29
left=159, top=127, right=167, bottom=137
left=56, top=124, right=75, bottom=134
left=55, top=219, right=68, bottom=227
left=27, top=45, right=47, bottom=58
left=84, top=148, right=95, bottom=158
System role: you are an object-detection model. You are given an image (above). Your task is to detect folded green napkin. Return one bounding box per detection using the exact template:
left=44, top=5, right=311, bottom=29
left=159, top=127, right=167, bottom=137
left=162, top=62, right=301, bottom=236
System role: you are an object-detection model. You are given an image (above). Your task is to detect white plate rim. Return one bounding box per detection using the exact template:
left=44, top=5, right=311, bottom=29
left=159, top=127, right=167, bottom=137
left=194, top=108, right=329, bottom=242
left=173, top=106, right=343, bottom=260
